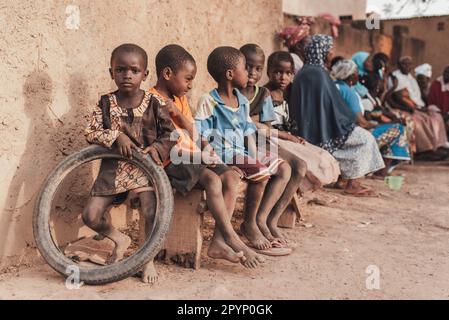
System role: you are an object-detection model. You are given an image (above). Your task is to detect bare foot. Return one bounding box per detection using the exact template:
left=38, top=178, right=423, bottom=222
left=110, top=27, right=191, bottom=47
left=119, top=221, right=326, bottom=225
left=106, top=232, right=132, bottom=264
left=344, top=183, right=376, bottom=197
left=267, top=221, right=288, bottom=244
left=241, top=250, right=265, bottom=268
left=221, top=233, right=265, bottom=268
left=256, top=218, right=276, bottom=242
left=240, top=223, right=272, bottom=250
left=141, top=260, right=158, bottom=284
left=306, top=172, right=322, bottom=191
left=208, top=238, right=244, bottom=263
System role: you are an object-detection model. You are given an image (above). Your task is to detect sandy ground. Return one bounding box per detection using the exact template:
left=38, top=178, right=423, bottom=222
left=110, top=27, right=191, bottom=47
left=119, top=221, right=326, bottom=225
left=1, top=162, right=448, bottom=300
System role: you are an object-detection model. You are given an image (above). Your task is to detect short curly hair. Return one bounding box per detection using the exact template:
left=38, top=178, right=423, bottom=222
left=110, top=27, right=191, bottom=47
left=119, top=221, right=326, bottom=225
left=110, top=43, right=148, bottom=69
left=207, top=46, right=244, bottom=82
left=239, top=43, right=265, bottom=61
left=267, top=51, right=294, bottom=73
left=155, top=44, right=196, bottom=76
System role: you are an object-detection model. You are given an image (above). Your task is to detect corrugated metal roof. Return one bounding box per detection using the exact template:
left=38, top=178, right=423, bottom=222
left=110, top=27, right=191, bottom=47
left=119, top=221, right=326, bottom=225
left=366, top=0, right=449, bottom=21
left=344, top=13, right=449, bottom=23
left=379, top=14, right=449, bottom=21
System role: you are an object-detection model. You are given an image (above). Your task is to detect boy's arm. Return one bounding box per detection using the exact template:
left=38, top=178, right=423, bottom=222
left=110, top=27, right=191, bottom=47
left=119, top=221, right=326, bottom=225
left=177, top=115, right=194, bottom=138
left=165, top=99, right=195, bottom=137
left=251, top=94, right=305, bottom=144
left=149, top=97, right=178, bottom=163
left=84, top=102, right=121, bottom=148
left=195, top=118, right=222, bottom=164
left=243, top=113, right=258, bottom=158
left=195, top=94, right=218, bottom=152
left=254, top=119, right=305, bottom=144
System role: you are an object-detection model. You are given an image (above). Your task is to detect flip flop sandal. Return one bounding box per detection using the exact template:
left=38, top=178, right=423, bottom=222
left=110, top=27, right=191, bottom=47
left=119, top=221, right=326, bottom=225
left=252, top=246, right=292, bottom=256
left=271, top=239, right=289, bottom=248
left=343, top=188, right=377, bottom=197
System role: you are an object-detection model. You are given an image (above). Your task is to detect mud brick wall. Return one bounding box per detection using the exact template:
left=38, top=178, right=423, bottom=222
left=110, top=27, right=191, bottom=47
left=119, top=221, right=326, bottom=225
left=0, top=0, right=283, bottom=267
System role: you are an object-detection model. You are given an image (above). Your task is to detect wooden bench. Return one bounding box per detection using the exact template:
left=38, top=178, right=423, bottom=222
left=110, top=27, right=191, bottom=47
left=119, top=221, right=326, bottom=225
left=156, top=190, right=204, bottom=269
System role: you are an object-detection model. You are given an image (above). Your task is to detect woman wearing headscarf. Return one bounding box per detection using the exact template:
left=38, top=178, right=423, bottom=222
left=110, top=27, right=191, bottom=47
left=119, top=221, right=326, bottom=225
left=351, top=51, right=371, bottom=98
left=278, top=25, right=309, bottom=74
left=351, top=51, right=390, bottom=98
left=386, top=56, right=449, bottom=160
left=332, top=59, right=411, bottom=176
left=278, top=17, right=318, bottom=75
left=288, top=35, right=385, bottom=196
left=415, top=63, right=432, bottom=105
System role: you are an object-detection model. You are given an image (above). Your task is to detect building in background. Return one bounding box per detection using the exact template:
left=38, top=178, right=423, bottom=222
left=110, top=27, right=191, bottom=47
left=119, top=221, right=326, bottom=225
left=282, top=0, right=449, bottom=79
left=283, top=0, right=367, bottom=20
left=334, top=14, right=449, bottom=78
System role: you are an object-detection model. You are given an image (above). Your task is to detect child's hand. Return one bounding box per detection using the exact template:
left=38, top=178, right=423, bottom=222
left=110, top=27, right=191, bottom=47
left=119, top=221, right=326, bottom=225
left=230, top=166, right=245, bottom=179
left=116, top=133, right=139, bottom=159
left=164, top=99, right=180, bottom=118
left=295, top=136, right=306, bottom=145
left=142, top=146, right=163, bottom=166
left=287, top=134, right=306, bottom=145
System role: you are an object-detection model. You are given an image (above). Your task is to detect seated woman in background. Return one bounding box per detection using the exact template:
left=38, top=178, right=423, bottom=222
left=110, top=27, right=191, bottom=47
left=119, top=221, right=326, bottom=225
left=352, top=51, right=390, bottom=98
left=385, top=56, right=449, bottom=161
left=414, top=63, right=432, bottom=106
left=332, top=59, right=410, bottom=177
left=288, top=35, right=385, bottom=196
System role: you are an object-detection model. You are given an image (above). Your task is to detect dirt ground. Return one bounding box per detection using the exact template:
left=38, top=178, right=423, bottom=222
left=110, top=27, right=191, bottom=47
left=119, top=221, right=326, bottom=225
left=1, top=162, right=448, bottom=300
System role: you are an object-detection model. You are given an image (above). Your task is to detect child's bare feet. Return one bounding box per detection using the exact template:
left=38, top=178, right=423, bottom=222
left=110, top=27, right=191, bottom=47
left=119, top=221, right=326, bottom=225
left=241, top=249, right=265, bottom=268
left=141, top=260, right=158, bottom=284
left=306, top=172, right=322, bottom=191
left=106, top=232, right=132, bottom=264
left=227, top=237, right=266, bottom=268
left=240, top=223, right=272, bottom=250
left=267, top=221, right=288, bottom=245
left=208, top=237, right=244, bottom=263
left=210, top=230, right=265, bottom=268
left=256, top=220, right=288, bottom=245
left=256, top=218, right=276, bottom=242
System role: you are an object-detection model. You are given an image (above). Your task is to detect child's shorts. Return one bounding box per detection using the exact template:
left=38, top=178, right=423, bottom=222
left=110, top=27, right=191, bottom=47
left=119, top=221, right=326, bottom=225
left=231, top=153, right=284, bottom=183
left=164, top=163, right=230, bottom=196
left=90, top=159, right=150, bottom=205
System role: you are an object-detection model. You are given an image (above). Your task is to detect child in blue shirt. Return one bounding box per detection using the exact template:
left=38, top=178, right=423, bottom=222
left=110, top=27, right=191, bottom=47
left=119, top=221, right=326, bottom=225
left=195, top=47, right=292, bottom=256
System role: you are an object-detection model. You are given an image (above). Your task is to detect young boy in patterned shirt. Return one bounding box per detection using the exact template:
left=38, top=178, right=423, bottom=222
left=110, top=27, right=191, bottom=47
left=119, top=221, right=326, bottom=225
left=84, top=43, right=176, bottom=282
